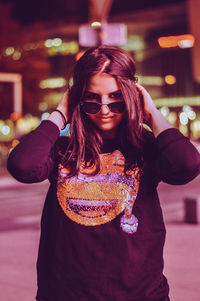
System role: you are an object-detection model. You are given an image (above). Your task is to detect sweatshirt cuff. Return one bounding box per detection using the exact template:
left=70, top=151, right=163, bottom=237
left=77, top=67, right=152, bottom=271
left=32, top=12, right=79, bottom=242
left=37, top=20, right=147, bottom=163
left=37, top=120, right=60, bottom=143
left=156, top=128, right=187, bottom=151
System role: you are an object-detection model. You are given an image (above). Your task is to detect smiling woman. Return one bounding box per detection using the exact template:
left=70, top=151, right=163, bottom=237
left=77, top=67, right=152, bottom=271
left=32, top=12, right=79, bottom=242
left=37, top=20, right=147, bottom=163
left=81, top=73, right=125, bottom=138
left=7, top=45, right=200, bottom=301
left=81, top=88, right=125, bottom=115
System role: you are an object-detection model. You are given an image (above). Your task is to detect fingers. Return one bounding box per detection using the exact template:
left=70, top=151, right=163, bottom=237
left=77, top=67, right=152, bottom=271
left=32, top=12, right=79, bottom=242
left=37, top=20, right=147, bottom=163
left=135, top=83, right=143, bottom=90
left=135, top=83, right=149, bottom=97
left=135, top=83, right=157, bottom=127
left=59, top=90, right=69, bottom=108
left=56, top=90, right=69, bottom=120
left=135, top=83, right=154, bottom=102
left=60, top=90, right=69, bottom=105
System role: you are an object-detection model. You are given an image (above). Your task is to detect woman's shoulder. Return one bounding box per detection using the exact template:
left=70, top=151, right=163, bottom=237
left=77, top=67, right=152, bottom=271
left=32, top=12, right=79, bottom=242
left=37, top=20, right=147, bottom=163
left=51, top=135, right=70, bottom=164
left=54, top=135, right=70, bottom=152
left=142, top=126, right=155, bottom=146
left=141, top=127, right=157, bottom=162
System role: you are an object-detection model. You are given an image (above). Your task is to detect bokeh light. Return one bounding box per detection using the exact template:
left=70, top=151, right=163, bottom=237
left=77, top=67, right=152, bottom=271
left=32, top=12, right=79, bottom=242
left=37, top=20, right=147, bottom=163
left=164, top=75, right=176, bottom=85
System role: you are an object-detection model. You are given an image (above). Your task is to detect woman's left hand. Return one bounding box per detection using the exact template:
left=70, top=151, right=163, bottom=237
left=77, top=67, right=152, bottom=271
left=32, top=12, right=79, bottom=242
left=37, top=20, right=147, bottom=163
left=136, top=83, right=173, bottom=137
left=136, top=83, right=157, bottom=127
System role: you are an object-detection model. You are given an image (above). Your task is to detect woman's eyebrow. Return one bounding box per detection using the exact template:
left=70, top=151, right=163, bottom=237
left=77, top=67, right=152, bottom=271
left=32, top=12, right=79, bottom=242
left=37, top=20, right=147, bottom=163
left=85, top=89, right=121, bottom=96
left=109, top=89, right=121, bottom=95
left=84, top=91, right=100, bottom=97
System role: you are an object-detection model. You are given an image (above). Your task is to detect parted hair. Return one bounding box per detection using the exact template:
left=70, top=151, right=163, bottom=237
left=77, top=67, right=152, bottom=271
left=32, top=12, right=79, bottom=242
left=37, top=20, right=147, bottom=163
left=57, top=46, right=146, bottom=176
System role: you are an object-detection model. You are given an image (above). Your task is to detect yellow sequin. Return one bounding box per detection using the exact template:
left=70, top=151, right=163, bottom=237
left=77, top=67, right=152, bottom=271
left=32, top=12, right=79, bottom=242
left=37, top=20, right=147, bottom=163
left=57, top=150, right=140, bottom=226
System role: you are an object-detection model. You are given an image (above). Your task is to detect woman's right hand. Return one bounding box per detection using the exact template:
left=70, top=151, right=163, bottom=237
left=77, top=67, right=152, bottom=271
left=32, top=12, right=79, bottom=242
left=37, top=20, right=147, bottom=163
left=47, top=90, right=69, bottom=130
left=56, top=90, right=69, bottom=122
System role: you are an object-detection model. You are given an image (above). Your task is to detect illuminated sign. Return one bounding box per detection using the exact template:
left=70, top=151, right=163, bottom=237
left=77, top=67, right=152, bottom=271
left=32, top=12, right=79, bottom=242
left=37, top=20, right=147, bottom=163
left=158, top=34, right=195, bottom=48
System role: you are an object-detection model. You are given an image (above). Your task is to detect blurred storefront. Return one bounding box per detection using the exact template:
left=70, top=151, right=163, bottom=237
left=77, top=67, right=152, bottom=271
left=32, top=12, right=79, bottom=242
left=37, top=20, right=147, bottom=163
left=111, top=1, right=200, bottom=140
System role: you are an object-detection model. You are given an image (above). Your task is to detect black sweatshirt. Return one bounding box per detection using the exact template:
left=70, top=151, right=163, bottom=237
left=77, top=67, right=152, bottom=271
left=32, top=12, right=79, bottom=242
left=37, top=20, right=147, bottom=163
left=7, top=120, right=200, bottom=301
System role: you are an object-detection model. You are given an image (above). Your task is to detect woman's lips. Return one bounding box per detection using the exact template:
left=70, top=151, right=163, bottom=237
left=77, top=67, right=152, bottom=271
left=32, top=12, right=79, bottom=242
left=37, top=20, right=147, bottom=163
left=98, top=117, right=114, bottom=121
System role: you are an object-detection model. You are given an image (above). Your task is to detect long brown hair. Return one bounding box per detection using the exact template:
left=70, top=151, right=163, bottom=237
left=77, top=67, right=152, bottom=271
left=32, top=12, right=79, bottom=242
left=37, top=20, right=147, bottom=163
left=58, top=46, right=145, bottom=176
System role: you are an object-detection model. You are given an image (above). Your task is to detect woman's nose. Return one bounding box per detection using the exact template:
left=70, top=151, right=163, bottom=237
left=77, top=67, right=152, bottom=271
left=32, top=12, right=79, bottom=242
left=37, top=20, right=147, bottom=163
left=100, top=96, right=110, bottom=114
left=100, top=104, right=110, bottom=114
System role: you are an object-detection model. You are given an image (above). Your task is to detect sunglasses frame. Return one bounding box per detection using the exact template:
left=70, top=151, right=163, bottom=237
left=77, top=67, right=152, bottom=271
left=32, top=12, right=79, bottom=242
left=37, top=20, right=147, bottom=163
left=80, top=101, right=126, bottom=115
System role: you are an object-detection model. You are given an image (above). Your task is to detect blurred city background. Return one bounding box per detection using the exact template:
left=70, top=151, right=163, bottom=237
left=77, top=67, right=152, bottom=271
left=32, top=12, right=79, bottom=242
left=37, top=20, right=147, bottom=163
left=0, top=0, right=200, bottom=168
left=0, top=0, right=200, bottom=301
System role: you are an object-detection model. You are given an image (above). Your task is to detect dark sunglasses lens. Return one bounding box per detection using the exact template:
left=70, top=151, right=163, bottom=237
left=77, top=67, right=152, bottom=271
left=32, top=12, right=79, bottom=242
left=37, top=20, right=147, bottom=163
left=82, top=102, right=100, bottom=114
left=108, top=102, right=125, bottom=113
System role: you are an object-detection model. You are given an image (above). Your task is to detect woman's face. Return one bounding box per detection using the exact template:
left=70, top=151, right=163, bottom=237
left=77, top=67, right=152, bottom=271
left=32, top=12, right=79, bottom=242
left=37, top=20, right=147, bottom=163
left=82, top=73, right=125, bottom=138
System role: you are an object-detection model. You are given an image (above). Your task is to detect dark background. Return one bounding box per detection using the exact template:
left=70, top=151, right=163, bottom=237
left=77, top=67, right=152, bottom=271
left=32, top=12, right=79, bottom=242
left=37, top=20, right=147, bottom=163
left=0, top=0, right=184, bottom=24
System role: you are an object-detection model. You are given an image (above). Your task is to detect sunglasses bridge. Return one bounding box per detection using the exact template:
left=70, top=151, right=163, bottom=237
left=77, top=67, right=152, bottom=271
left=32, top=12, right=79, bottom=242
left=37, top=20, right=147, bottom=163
left=81, top=101, right=125, bottom=114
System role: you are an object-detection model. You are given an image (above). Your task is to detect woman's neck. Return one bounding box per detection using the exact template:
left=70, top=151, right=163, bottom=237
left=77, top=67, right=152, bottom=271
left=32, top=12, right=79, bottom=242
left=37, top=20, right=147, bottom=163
left=100, top=128, right=117, bottom=139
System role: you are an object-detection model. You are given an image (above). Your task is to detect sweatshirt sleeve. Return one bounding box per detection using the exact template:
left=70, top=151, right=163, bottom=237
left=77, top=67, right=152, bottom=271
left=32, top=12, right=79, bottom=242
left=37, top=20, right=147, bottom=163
left=7, top=120, right=60, bottom=183
left=154, top=128, right=200, bottom=185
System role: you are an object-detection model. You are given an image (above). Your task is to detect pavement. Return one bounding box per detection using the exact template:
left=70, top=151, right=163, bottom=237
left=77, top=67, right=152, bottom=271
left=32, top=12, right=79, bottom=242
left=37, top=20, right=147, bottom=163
left=0, top=168, right=200, bottom=301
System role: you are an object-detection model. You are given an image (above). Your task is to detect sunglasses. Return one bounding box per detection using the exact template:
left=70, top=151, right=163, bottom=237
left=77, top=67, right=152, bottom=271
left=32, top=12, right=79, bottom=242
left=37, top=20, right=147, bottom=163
left=80, top=101, right=126, bottom=114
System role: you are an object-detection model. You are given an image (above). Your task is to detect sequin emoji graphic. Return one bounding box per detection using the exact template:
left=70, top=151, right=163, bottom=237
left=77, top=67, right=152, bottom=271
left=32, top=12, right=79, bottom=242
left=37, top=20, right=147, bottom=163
left=57, top=150, right=140, bottom=234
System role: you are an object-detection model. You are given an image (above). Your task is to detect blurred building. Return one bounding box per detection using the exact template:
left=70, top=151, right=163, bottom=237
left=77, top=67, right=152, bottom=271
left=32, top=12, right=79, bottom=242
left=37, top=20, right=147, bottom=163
left=0, top=0, right=200, bottom=150
left=110, top=1, right=200, bottom=140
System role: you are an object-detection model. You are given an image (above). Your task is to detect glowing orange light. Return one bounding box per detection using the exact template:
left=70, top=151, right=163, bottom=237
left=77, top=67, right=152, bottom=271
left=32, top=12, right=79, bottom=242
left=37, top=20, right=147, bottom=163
left=11, top=139, right=20, bottom=148
left=158, top=34, right=195, bottom=48
left=76, top=51, right=85, bottom=61
left=10, top=112, right=21, bottom=121
left=164, top=75, right=176, bottom=85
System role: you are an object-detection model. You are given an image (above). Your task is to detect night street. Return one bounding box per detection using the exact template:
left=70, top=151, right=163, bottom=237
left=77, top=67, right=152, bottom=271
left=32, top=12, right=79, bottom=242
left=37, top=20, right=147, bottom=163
left=0, top=0, right=200, bottom=300
left=0, top=173, right=47, bottom=231
left=1, top=170, right=200, bottom=227
left=0, top=170, right=200, bottom=301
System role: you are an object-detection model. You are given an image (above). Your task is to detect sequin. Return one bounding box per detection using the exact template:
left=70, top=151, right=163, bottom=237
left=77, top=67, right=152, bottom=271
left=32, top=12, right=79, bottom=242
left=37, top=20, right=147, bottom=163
left=120, top=214, right=138, bottom=234
left=57, top=150, right=140, bottom=233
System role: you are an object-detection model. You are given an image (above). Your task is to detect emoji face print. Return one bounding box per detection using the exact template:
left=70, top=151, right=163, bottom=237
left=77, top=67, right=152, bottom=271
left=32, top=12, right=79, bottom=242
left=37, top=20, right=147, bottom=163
left=57, top=150, right=140, bottom=231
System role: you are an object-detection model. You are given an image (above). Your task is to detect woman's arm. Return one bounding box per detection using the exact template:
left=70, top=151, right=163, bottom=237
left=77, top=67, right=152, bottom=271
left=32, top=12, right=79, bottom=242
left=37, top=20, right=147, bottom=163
left=136, top=84, right=200, bottom=184
left=7, top=92, right=69, bottom=183
left=7, top=121, right=60, bottom=183
left=155, top=128, right=200, bottom=184
left=47, top=91, right=69, bottom=130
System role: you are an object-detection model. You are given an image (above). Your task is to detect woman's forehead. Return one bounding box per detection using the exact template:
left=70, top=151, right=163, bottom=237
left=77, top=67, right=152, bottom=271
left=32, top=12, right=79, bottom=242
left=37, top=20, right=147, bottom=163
left=87, top=73, right=119, bottom=94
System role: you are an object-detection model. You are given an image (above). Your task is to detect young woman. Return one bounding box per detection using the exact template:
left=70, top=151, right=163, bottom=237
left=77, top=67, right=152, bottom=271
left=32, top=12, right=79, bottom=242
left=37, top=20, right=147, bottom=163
left=7, top=46, right=200, bottom=301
